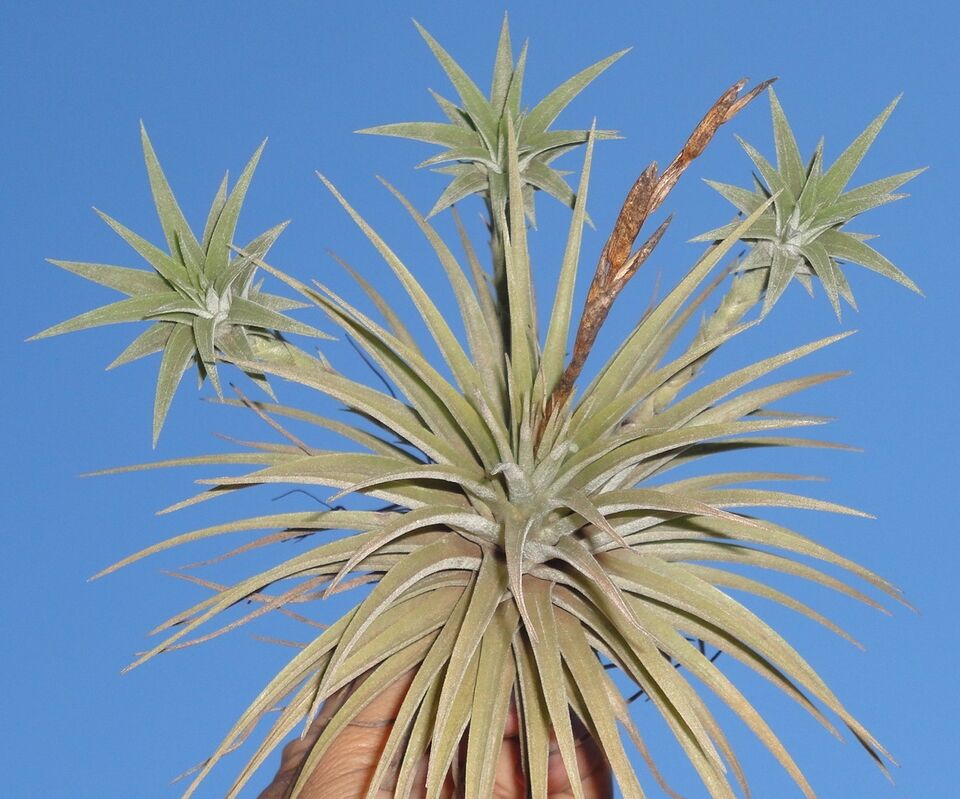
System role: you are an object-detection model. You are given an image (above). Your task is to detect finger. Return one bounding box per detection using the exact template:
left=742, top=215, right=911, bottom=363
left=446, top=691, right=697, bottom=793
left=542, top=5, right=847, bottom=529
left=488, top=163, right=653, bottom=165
left=258, top=680, right=354, bottom=799
left=546, top=731, right=612, bottom=799
left=260, top=668, right=417, bottom=799
left=491, top=706, right=612, bottom=799
left=347, top=667, right=417, bottom=724
left=291, top=668, right=419, bottom=797
left=405, top=756, right=456, bottom=799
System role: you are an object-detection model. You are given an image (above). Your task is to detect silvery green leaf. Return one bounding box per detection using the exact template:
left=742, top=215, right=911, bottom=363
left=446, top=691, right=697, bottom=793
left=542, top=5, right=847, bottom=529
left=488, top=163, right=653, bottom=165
left=818, top=96, right=901, bottom=205
left=523, top=48, right=629, bottom=135
left=768, top=88, right=806, bottom=195
left=819, top=228, right=921, bottom=292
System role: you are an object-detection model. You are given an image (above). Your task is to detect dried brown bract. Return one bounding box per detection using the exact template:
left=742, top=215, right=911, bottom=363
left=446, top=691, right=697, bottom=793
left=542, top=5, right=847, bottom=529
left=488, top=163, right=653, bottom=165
left=544, top=77, right=775, bottom=428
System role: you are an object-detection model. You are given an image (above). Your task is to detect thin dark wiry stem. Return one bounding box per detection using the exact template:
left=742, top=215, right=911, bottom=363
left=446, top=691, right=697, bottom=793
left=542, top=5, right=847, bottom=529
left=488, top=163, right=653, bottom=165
left=627, top=646, right=722, bottom=704
left=344, top=333, right=398, bottom=398
left=270, top=488, right=345, bottom=510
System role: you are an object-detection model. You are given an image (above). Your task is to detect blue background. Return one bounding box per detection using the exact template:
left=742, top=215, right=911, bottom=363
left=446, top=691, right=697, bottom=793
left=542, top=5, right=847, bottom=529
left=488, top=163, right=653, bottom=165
left=2, top=2, right=956, bottom=797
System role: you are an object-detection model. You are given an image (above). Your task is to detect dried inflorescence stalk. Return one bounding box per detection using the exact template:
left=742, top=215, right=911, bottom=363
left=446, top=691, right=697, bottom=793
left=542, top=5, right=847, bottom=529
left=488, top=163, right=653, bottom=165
left=544, top=77, right=775, bottom=424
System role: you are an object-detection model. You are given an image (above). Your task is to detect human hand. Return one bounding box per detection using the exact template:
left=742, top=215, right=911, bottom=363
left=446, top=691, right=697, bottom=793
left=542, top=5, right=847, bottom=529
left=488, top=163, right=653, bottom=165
left=259, top=669, right=612, bottom=798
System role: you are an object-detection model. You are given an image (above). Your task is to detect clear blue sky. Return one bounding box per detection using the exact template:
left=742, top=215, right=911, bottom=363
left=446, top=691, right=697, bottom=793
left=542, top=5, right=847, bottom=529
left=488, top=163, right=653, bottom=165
left=2, top=2, right=956, bottom=797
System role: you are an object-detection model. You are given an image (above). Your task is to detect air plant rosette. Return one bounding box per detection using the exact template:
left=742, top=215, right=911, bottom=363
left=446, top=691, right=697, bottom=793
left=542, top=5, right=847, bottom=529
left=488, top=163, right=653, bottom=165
left=33, top=16, right=922, bottom=799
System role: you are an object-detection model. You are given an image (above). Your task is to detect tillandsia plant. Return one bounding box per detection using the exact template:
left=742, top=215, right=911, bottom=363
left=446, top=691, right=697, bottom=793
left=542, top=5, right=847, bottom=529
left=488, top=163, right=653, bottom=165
left=32, top=16, right=923, bottom=799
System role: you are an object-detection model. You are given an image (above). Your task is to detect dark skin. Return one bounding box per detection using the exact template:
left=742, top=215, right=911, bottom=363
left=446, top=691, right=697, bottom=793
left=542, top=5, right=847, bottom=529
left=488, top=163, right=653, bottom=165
left=259, top=669, right=613, bottom=799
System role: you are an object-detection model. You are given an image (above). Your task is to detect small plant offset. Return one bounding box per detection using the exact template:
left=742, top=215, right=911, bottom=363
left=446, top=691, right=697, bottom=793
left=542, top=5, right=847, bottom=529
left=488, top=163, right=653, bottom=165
left=34, top=18, right=922, bottom=799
